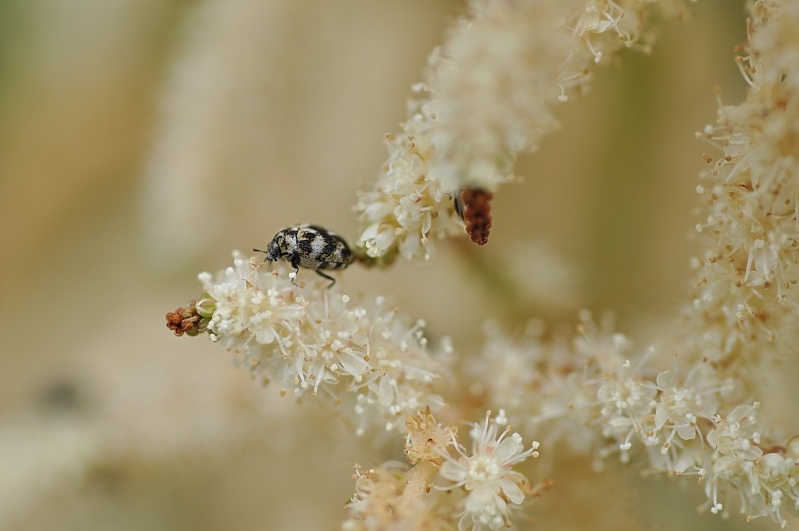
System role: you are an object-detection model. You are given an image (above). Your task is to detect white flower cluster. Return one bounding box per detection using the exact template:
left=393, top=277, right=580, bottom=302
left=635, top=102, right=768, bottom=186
left=355, top=94, right=462, bottom=263
left=198, top=251, right=447, bottom=434
left=439, top=412, right=540, bottom=531
left=467, top=312, right=799, bottom=526
left=690, top=0, right=799, bottom=372
left=524, top=314, right=734, bottom=471
left=355, top=0, right=690, bottom=262
left=704, top=403, right=799, bottom=528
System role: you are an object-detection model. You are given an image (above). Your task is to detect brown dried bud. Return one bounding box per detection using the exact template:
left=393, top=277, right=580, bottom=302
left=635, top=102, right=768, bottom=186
left=404, top=407, right=454, bottom=465
left=455, top=188, right=493, bottom=245
left=165, top=298, right=211, bottom=337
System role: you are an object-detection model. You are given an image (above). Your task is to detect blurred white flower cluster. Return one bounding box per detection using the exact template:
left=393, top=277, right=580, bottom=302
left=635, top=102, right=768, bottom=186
left=691, top=0, right=799, bottom=375
left=355, top=0, right=691, bottom=263
left=469, top=307, right=799, bottom=527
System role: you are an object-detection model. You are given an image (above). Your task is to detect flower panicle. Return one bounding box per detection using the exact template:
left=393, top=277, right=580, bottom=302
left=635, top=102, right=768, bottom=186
left=172, top=251, right=448, bottom=435
left=355, top=0, right=691, bottom=264
left=686, top=0, right=799, bottom=372
left=470, top=311, right=799, bottom=525
left=354, top=97, right=463, bottom=265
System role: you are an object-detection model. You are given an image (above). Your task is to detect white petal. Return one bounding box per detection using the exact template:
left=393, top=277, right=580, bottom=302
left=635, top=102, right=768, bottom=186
left=494, top=437, right=524, bottom=464
left=337, top=351, right=371, bottom=377
left=363, top=201, right=394, bottom=221
left=656, top=370, right=675, bottom=389
left=677, top=426, right=697, bottom=440
left=440, top=460, right=467, bottom=483
left=255, top=327, right=275, bottom=344
left=378, top=376, right=394, bottom=406
left=500, top=478, right=525, bottom=505
left=358, top=223, right=380, bottom=243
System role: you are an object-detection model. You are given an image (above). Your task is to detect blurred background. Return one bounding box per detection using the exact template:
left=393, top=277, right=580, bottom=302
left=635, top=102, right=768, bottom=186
left=2, top=0, right=791, bottom=529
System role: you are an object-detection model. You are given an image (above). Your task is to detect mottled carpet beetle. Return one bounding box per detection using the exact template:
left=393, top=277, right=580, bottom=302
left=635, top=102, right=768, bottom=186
left=254, top=224, right=353, bottom=287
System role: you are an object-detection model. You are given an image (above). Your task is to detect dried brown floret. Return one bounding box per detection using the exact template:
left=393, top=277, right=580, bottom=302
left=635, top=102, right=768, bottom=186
left=165, top=298, right=211, bottom=337
left=454, top=188, right=493, bottom=245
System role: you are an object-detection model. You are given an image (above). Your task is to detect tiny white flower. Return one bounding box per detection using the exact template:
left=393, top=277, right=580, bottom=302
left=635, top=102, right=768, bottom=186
left=439, top=412, right=539, bottom=530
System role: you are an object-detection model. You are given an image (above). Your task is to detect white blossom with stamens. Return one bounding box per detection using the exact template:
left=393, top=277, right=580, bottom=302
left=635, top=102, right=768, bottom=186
left=439, top=412, right=539, bottom=530
left=198, top=251, right=446, bottom=434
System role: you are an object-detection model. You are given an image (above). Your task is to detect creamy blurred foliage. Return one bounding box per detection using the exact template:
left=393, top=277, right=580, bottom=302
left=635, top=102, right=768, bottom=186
left=0, top=0, right=794, bottom=530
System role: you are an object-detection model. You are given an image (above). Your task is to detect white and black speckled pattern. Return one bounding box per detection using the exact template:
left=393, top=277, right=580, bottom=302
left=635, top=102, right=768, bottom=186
left=254, top=224, right=354, bottom=286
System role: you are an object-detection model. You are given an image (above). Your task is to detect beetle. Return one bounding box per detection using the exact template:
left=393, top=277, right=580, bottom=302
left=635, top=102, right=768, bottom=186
left=254, top=224, right=353, bottom=287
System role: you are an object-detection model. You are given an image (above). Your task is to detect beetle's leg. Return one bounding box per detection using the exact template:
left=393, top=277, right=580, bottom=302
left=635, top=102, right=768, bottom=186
left=314, top=269, right=336, bottom=289
left=286, top=255, right=301, bottom=286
